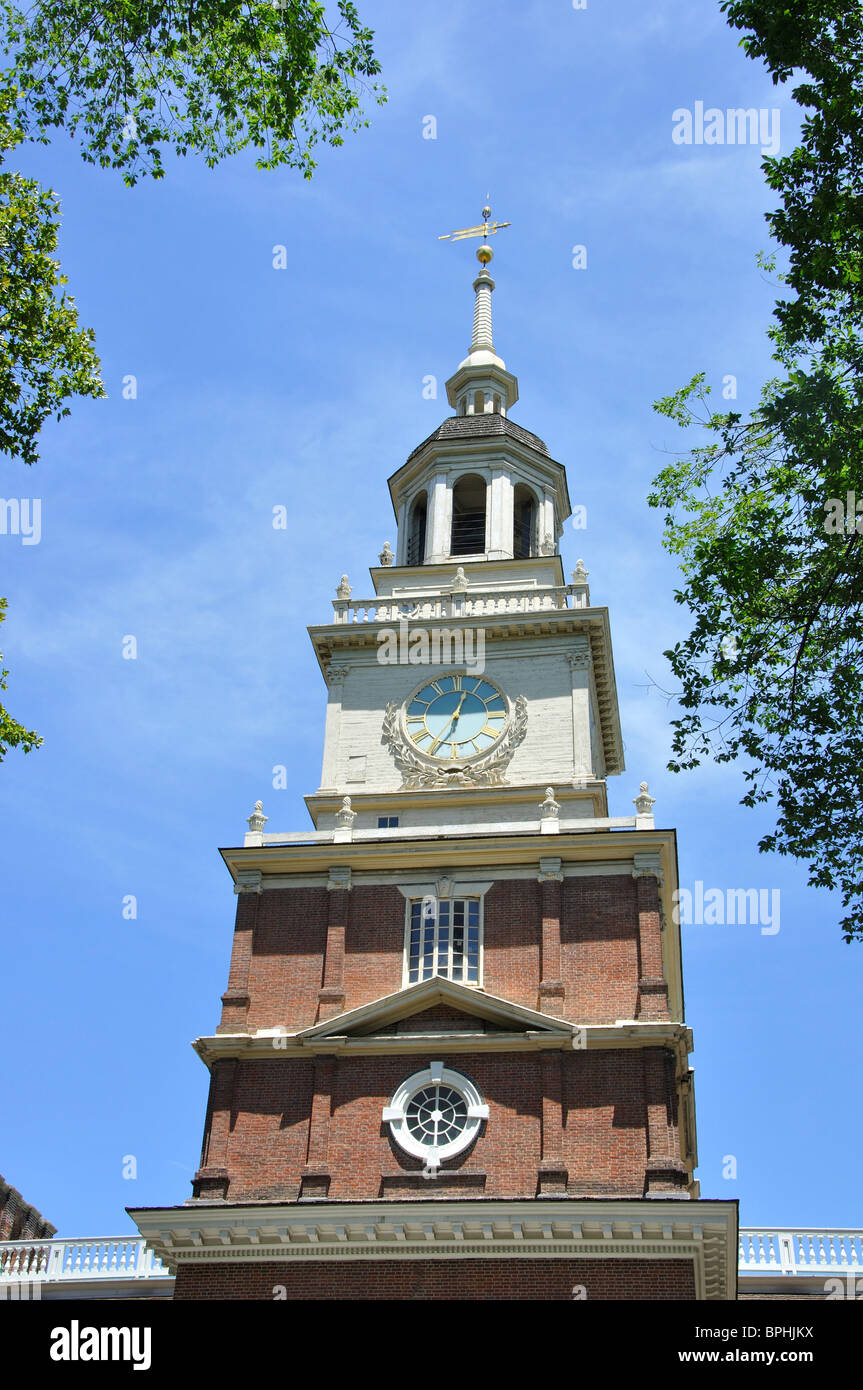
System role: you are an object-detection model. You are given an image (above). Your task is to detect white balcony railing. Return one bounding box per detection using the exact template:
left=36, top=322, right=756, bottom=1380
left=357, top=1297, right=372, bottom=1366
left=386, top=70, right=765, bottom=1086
left=0, top=1235, right=168, bottom=1284
left=2, top=1228, right=860, bottom=1292
left=738, top=1228, right=863, bottom=1277
left=332, top=584, right=586, bottom=625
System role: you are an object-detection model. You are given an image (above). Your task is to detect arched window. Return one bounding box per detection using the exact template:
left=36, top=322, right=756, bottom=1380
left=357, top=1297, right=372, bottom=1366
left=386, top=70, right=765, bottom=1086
left=450, top=474, right=487, bottom=556
left=406, top=493, right=427, bottom=566
left=513, top=484, right=536, bottom=559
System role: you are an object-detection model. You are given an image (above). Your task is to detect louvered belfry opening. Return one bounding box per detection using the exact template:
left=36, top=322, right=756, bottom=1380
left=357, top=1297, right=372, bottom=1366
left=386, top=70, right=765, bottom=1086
left=513, top=483, right=536, bottom=559
left=406, top=493, right=427, bottom=566
left=450, top=474, right=487, bottom=556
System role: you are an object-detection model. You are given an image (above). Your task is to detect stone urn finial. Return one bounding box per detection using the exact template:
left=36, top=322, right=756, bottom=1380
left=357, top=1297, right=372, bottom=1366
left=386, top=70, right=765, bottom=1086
left=336, top=574, right=352, bottom=599
left=379, top=542, right=394, bottom=566
left=247, top=800, right=268, bottom=834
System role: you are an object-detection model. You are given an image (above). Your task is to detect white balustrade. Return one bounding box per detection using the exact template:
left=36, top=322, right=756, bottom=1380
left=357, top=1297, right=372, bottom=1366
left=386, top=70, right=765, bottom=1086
left=2, top=1227, right=862, bottom=1288
left=738, top=1228, right=863, bottom=1276
left=0, top=1235, right=168, bottom=1283
left=332, top=585, right=576, bottom=625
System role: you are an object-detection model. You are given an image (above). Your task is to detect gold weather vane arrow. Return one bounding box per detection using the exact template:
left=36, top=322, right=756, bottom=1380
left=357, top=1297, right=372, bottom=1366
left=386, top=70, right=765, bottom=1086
left=439, top=203, right=511, bottom=260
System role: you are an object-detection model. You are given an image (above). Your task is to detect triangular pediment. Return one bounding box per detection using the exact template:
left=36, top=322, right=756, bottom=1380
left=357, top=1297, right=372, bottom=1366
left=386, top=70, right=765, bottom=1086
left=298, top=978, right=574, bottom=1042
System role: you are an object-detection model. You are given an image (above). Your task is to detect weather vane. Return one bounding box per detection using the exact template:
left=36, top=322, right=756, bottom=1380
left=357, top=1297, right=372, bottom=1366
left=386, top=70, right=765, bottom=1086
left=438, top=201, right=511, bottom=265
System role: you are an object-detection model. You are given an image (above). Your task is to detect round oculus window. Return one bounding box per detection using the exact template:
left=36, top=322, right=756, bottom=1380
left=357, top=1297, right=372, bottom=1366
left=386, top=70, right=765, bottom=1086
left=383, top=1064, right=489, bottom=1170
left=405, top=1084, right=468, bottom=1148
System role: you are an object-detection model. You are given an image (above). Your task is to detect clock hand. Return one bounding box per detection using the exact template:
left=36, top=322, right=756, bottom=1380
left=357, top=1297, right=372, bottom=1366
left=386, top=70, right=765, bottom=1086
left=432, top=720, right=457, bottom=751
left=430, top=702, right=465, bottom=753
left=429, top=694, right=470, bottom=755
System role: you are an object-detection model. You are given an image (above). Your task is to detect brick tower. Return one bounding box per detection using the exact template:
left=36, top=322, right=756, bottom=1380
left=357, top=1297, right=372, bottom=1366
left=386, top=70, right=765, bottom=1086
left=131, top=213, right=737, bottom=1300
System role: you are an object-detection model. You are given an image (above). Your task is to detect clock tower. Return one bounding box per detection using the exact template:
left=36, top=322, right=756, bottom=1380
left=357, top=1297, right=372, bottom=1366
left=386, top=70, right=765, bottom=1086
left=130, top=216, right=738, bottom=1301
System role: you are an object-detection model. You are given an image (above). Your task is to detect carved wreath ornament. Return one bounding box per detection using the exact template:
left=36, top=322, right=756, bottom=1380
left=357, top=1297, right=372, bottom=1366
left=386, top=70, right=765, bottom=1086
left=382, top=684, right=528, bottom=789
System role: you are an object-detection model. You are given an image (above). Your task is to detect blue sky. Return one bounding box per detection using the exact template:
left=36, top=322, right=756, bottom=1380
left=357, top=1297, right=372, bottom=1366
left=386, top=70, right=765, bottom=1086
left=2, top=0, right=858, bottom=1241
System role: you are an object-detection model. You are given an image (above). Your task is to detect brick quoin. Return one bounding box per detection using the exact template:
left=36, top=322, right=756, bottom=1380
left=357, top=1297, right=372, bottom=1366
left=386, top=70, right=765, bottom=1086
left=173, top=1258, right=696, bottom=1301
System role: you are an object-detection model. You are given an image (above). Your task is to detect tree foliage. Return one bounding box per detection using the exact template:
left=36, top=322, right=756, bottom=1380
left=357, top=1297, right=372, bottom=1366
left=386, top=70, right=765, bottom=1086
left=0, top=94, right=104, bottom=465
left=0, top=597, right=42, bottom=758
left=649, top=1, right=863, bottom=941
left=0, top=2, right=384, bottom=758
left=0, top=0, right=385, bottom=185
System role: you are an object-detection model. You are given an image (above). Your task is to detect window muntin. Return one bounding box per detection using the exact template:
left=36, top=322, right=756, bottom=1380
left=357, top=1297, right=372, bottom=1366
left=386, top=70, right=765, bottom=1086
left=405, top=1085, right=468, bottom=1148
left=407, top=896, right=480, bottom=984
left=383, top=1064, right=489, bottom=1170
left=377, top=816, right=399, bottom=828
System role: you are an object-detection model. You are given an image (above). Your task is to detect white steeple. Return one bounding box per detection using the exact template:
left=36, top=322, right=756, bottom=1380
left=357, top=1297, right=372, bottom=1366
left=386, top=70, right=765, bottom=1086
left=444, top=207, right=519, bottom=417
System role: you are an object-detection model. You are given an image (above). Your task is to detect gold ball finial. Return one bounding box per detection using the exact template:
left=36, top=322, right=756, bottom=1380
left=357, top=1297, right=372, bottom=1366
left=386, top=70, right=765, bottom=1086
left=482, top=204, right=491, bottom=220
left=476, top=242, right=494, bottom=266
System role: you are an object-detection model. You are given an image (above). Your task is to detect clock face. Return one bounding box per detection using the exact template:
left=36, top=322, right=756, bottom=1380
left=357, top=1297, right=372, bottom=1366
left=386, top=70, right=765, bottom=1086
left=404, top=674, right=508, bottom=761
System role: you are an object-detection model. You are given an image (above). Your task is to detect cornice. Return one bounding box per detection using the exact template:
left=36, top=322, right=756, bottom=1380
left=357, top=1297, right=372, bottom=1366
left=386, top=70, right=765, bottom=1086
left=192, top=1021, right=693, bottom=1068
left=233, top=861, right=635, bottom=892
left=305, top=781, right=608, bottom=824
left=221, top=827, right=677, bottom=877
left=128, top=1198, right=738, bottom=1300
left=369, top=554, right=566, bottom=593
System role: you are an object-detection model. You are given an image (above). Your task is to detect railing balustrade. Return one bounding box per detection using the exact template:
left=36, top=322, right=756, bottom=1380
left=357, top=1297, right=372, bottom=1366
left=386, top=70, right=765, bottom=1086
left=0, top=1235, right=168, bottom=1283
left=738, top=1228, right=863, bottom=1276
left=3, top=1228, right=860, bottom=1289
left=332, top=584, right=585, bottom=625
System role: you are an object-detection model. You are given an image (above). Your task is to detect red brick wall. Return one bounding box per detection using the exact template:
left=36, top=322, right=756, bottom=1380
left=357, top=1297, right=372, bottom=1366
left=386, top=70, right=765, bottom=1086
left=561, top=876, right=640, bottom=1022
left=199, top=873, right=675, bottom=1203
left=173, top=1257, right=696, bottom=1300
left=220, top=873, right=649, bottom=1034
left=200, top=1051, right=667, bottom=1201
left=218, top=1060, right=315, bottom=1201
left=243, top=887, right=330, bottom=1033
left=341, top=885, right=406, bottom=1012
left=482, top=880, right=542, bottom=1010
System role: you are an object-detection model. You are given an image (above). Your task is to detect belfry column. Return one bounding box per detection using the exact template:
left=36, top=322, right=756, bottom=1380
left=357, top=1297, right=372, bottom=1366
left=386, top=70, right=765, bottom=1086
left=427, top=473, right=451, bottom=564
left=487, top=468, right=512, bottom=559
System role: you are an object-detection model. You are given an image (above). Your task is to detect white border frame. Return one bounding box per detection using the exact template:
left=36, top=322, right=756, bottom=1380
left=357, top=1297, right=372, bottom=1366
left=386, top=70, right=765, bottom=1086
left=399, top=881, right=493, bottom=989
left=382, top=1061, right=489, bottom=1171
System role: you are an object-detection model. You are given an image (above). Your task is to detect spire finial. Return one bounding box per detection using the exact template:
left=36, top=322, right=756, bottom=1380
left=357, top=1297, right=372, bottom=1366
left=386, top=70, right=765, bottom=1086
left=438, top=201, right=511, bottom=267
left=441, top=202, right=519, bottom=418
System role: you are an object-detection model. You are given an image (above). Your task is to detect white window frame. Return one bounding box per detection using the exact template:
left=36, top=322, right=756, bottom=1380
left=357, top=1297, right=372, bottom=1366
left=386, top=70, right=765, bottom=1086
left=382, top=1061, right=489, bottom=1171
left=398, top=880, right=492, bottom=988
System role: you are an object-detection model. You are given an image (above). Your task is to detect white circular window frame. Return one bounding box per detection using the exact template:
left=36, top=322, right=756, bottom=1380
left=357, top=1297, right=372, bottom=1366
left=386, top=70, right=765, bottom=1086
left=382, top=1062, right=489, bottom=1171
